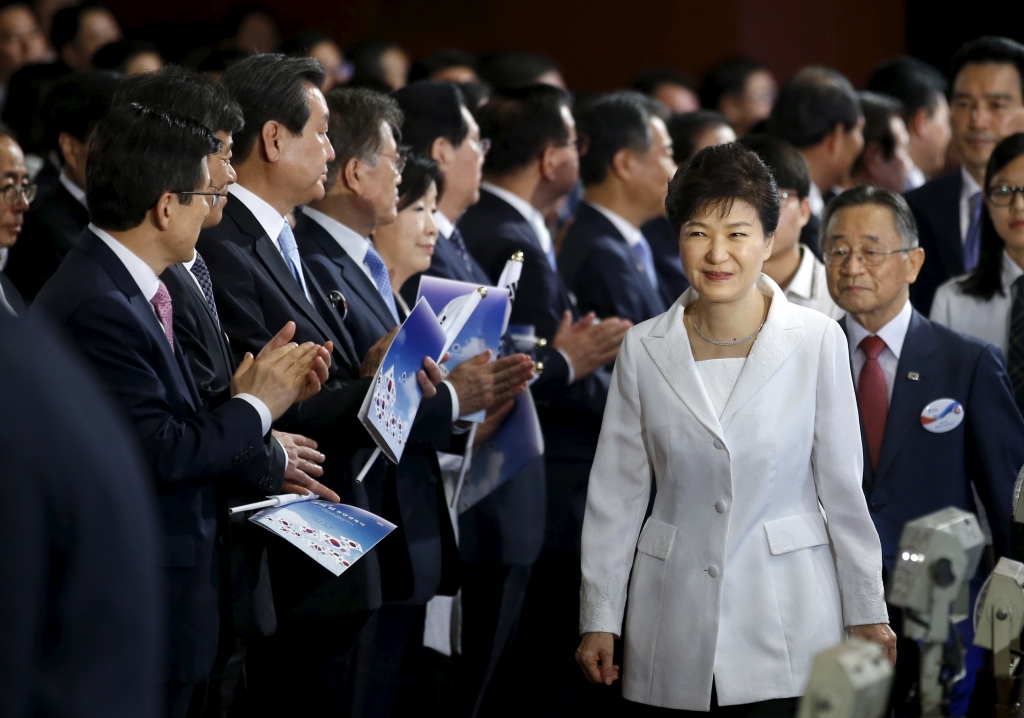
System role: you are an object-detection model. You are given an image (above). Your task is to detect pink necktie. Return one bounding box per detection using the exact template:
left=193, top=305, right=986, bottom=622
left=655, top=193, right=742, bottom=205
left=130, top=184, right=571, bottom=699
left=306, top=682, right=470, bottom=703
left=858, top=335, right=888, bottom=472
left=150, top=280, right=176, bottom=354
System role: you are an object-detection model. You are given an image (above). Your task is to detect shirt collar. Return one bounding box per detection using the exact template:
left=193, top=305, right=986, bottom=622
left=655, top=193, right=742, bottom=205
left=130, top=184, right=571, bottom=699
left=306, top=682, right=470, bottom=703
left=229, top=183, right=287, bottom=249
left=808, top=181, right=824, bottom=217
left=1003, top=249, right=1024, bottom=286
left=846, top=298, right=913, bottom=360
left=585, top=200, right=642, bottom=247
left=785, top=245, right=816, bottom=299
left=301, top=206, right=371, bottom=265
left=481, top=182, right=547, bottom=236
left=59, top=170, right=87, bottom=208
left=961, top=165, right=982, bottom=202
left=435, top=210, right=456, bottom=240
left=90, top=223, right=160, bottom=301
left=183, top=249, right=197, bottom=271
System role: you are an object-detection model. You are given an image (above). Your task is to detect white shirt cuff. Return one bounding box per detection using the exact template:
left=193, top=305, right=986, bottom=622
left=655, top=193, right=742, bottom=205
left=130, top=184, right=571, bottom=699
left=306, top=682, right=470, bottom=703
left=557, top=348, right=575, bottom=384
left=235, top=393, right=272, bottom=436
left=442, top=380, right=460, bottom=421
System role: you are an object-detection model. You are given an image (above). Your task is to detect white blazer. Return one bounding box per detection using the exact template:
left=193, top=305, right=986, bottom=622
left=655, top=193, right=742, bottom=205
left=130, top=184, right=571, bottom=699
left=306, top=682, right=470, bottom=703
left=579, top=275, right=888, bottom=711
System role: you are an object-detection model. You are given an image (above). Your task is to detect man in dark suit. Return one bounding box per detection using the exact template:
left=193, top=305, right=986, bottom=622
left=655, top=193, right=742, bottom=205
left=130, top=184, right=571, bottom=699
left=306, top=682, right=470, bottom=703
left=461, top=84, right=632, bottom=713
left=5, top=70, right=119, bottom=300
left=196, top=54, right=448, bottom=714
left=0, top=121, right=31, bottom=316
left=560, top=91, right=674, bottom=324
left=905, top=37, right=1024, bottom=315
left=766, top=66, right=864, bottom=261
left=0, top=310, right=161, bottom=718
left=31, top=105, right=327, bottom=718
left=823, top=185, right=1024, bottom=716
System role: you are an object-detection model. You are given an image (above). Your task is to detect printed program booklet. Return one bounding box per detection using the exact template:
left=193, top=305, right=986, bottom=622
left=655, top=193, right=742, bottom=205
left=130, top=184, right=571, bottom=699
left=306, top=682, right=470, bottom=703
left=249, top=500, right=396, bottom=576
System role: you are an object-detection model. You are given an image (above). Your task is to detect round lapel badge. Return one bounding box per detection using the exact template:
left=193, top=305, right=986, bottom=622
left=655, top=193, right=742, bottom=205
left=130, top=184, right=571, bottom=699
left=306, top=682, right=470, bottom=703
left=920, top=398, right=965, bottom=433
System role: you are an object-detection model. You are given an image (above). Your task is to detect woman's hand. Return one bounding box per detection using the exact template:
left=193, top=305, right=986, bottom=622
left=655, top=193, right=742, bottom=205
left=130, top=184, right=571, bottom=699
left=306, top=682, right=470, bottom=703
left=576, top=632, right=620, bottom=685
left=849, top=623, right=897, bottom=665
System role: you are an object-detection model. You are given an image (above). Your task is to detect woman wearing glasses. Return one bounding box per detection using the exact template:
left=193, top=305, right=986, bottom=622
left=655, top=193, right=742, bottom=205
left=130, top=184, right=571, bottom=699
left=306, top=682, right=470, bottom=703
left=575, top=143, right=893, bottom=714
left=932, top=133, right=1024, bottom=367
left=0, top=121, right=36, bottom=315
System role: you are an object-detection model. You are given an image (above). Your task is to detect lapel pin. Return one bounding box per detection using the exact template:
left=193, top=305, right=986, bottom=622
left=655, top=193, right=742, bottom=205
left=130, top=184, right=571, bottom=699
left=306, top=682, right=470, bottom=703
left=907, top=372, right=920, bottom=381
left=328, top=291, right=348, bottom=319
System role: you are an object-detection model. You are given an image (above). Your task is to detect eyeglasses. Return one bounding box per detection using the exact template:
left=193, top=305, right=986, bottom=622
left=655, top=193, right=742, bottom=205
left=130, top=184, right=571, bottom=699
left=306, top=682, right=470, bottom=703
left=471, top=137, right=492, bottom=157
left=779, top=191, right=795, bottom=202
left=175, top=191, right=222, bottom=206
left=986, top=185, right=1024, bottom=207
left=378, top=152, right=407, bottom=174
left=1, top=183, right=36, bottom=205
left=823, top=247, right=914, bottom=267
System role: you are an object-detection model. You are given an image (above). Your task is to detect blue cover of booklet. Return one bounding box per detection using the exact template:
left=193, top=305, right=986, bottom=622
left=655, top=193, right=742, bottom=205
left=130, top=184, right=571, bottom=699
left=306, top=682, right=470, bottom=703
left=417, top=275, right=511, bottom=422
left=359, top=297, right=447, bottom=464
left=250, top=501, right=397, bottom=576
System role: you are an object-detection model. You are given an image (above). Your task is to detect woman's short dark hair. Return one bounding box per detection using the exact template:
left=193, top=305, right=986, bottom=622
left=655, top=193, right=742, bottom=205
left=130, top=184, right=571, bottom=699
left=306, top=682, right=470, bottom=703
left=958, top=132, right=1024, bottom=299
left=666, top=110, right=731, bottom=165
left=665, top=142, right=779, bottom=236
left=87, top=104, right=221, bottom=232
left=739, top=134, right=810, bottom=199
left=396, top=154, right=443, bottom=212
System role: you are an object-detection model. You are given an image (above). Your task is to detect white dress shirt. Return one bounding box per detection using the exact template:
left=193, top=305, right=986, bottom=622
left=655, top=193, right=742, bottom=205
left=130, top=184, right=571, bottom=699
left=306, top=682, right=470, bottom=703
left=587, top=200, right=643, bottom=247
left=845, top=298, right=913, bottom=403
left=435, top=210, right=456, bottom=241
left=60, top=169, right=87, bottom=208
left=808, top=181, right=825, bottom=218
left=784, top=245, right=845, bottom=320
left=931, top=250, right=1024, bottom=359
left=229, top=183, right=287, bottom=253
left=92, top=224, right=272, bottom=435
left=905, top=164, right=926, bottom=192
left=481, top=182, right=554, bottom=258
left=959, top=166, right=982, bottom=244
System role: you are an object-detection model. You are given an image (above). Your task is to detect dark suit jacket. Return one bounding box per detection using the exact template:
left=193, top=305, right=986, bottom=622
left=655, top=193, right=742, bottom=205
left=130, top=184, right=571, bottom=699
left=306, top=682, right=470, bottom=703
left=559, top=203, right=667, bottom=324
left=399, top=223, right=493, bottom=307
left=800, top=212, right=823, bottom=262
left=295, top=209, right=459, bottom=603
left=905, top=171, right=964, bottom=315
left=5, top=181, right=89, bottom=300
left=161, top=261, right=285, bottom=639
left=0, top=311, right=161, bottom=718
left=641, top=216, right=689, bottom=308
left=197, top=194, right=391, bottom=617
left=841, top=311, right=1024, bottom=572
left=31, top=229, right=275, bottom=685
left=0, top=271, right=26, bottom=315
left=460, top=189, right=611, bottom=555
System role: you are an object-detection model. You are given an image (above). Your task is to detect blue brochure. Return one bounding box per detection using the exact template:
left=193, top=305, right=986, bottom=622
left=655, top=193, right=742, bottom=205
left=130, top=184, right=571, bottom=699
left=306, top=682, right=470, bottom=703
left=417, top=275, right=511, bottom=421
left=250, top=501, right=396, bottom=577
left=359, top=297, right=447, bottom=464
left=457, top=388, right=545, bottom=513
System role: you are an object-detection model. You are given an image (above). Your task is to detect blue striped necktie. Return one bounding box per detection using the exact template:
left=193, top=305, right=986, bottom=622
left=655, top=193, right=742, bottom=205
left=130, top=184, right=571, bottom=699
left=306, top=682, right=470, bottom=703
left=363, top=243, right=400, bottom=325
left=277, top=222, right=311, bottom=302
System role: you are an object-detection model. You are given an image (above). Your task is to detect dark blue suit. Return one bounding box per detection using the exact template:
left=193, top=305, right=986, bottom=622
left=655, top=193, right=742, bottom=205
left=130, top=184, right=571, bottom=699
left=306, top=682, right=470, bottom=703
left=400, top=222, right=492, bottom=307
left=0, top=311, right=161, bottom=718
left=640, top=216, right=689, bottom=308
left=904, top=171, right=963, bottom=315
left=842, top=310, right=1024, bottom=716
left=559, top=202, right=667, bottom=324
left=31, top=229, right=274, bottom=694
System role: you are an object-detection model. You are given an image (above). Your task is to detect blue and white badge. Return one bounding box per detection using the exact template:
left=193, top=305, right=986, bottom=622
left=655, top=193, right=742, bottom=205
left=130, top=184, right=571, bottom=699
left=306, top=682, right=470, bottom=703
left=920, top=398, right=965, bottom=433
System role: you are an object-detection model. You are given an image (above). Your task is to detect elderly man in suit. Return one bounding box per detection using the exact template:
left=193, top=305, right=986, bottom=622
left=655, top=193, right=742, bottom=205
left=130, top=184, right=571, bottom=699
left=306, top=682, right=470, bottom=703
left=823, top=185, right=1024, bottom=716
left=559, top=91, right=675, bottom=325
left=905, top=37, right=1024, bottom=314
left=31, top=104, right=327, bottom=718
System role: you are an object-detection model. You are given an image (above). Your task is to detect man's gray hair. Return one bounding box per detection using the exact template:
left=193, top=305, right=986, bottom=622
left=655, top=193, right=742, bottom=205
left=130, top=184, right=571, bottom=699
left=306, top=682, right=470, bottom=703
left=819, top=184, right=920, bottom=249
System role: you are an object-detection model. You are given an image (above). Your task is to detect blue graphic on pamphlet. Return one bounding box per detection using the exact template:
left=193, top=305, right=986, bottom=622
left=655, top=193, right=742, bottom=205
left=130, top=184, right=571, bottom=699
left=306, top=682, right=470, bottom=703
left=457, top=389, right=545, bottom=513
left=250, top=501, right=396, bottom=576
left=418, top=275, right=511, bottom=421
left=359, top=298, right=447, bottom=464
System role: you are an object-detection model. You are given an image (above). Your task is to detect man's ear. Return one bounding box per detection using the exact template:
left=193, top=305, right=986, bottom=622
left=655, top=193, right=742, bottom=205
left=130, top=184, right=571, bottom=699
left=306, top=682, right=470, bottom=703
left=907, top=107, right=929, bottom=139
left=906, top=246, right=926, bottom=284
left=825, top=123, right=846, bottom=156
left=151, top=192, right=176, bottom=231
left=861, top=142, right=884, bottom=178
left=718, top=94, right=741, bottom=126
left=57, top=132, right=80, bottom=168
left=610, top=147, right=634, bottom=182
left=431, top=136, right=454, bottom=166
left=260, top=121, right=284, bottom=163
left=341, top=156, right=363, bottom=195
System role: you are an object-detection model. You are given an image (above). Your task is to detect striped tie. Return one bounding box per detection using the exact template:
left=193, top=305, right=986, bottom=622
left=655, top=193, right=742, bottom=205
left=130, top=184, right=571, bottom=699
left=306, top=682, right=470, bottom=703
left=1008, top=275, right=1024, bottom=413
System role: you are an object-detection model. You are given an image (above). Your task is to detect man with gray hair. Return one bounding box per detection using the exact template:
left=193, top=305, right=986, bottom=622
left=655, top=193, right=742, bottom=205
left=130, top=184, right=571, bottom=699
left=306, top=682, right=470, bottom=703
left=822, top=184, right=1024, bottom=717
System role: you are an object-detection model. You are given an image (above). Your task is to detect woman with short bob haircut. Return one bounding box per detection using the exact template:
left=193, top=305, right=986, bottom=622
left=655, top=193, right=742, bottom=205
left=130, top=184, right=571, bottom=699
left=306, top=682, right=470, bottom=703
left=576, top=143, right=894, bottom=714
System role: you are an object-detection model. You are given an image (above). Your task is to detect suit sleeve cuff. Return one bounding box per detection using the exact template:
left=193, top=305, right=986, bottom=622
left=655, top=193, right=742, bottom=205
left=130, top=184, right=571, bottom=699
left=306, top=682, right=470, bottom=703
left=442, top=380, right=460, bottom=421
left=557, top=349, right=575, bottom=384
left=235, top=393, right=272, bottom=436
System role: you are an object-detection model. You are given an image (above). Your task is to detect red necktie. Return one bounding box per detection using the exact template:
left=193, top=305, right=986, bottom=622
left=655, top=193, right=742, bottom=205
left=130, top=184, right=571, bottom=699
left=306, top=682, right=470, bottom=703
left=858, top=335, right=888, bottom=472
left=150, top=280, right=176, bottom=354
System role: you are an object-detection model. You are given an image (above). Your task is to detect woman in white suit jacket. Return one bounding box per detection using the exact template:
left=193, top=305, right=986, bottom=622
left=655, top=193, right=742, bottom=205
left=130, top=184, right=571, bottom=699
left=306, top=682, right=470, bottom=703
left=576, top=144, right=894, bottom=713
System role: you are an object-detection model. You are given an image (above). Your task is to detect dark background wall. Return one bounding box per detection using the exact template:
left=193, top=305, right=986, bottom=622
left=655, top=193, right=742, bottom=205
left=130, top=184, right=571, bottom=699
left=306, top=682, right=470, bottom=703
left=99, top=0, right=1024, bottom=89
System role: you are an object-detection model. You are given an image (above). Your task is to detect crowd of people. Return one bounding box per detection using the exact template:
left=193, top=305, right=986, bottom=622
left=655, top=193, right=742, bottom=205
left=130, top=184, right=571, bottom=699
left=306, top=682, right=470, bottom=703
left=3, top=3, right=1024, bottom=718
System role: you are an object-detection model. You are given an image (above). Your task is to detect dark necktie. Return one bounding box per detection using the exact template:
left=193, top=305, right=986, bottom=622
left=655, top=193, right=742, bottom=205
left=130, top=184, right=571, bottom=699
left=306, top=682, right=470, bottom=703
left=1008, top=275, right=1024, bottom=413
left=858, top=335, right=888, bottom=472
left=964, top=191, right=983, bottom=272
left=189, top=251, right=220, bottom=330
left=150, top=280, right=176, bottom=354
left=447, top=226, right=476, bottom=276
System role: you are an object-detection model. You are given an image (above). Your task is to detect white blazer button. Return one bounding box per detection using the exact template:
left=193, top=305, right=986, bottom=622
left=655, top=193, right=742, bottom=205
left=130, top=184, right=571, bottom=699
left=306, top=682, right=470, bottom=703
left=707, top=565, right=720, bottom=578
left=712, top=439, right=725, bottom=450
left=715, top=501, right=726, bottom=513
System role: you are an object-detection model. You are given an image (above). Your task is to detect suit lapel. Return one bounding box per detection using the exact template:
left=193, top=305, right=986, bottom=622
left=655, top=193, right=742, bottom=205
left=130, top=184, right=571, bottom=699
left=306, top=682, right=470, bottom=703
left=719, top=278, right=805, bottom=431
left=580, top=203, right=664, bottom=312
left=178, top=263, right=236, bottom=372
